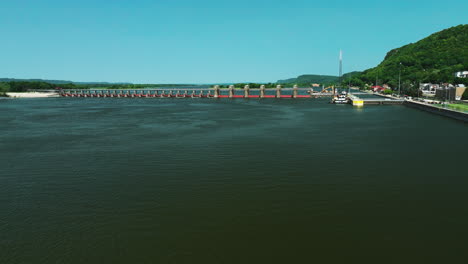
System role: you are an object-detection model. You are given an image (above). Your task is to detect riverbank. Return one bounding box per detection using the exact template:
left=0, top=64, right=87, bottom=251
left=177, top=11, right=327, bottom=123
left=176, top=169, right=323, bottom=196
left=444, top=103, right=468, bottom=112
left=354, top=90, right=468, bottom=122
left=6, top=92, right=60, bottom=98
left=404, top=100, right=468, bottom=123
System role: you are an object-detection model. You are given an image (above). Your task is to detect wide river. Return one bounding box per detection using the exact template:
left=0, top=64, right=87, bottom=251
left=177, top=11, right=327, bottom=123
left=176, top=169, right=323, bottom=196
left=1, top=98, right=467, bottom=263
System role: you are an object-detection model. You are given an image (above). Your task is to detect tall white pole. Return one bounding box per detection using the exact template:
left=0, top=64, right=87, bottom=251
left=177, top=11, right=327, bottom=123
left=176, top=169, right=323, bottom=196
left=339, top=50, right=343, bottom=91
left=398, top=63, right=401, bottom=97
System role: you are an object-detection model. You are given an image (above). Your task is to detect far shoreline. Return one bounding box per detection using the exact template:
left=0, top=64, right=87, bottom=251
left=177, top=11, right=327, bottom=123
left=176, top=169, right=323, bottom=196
left=6, top=92, right=60, bottom=98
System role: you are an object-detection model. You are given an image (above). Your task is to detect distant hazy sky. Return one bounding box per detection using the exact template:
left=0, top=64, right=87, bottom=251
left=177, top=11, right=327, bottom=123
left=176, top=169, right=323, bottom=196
left=1, top=0, right=467, bottom=83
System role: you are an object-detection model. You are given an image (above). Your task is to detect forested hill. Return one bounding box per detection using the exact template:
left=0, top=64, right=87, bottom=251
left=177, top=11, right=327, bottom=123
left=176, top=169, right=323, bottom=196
left=278, top=74, right=337, bottom=84
left=277, top=72, right=360, bottom=85
left=347, top=24, right=468, bottom=89
left=0, top=78, right=130, bottom=85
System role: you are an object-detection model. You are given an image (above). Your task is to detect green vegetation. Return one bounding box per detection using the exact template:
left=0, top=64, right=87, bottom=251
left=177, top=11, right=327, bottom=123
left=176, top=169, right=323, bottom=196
left=277, top=25, right=467, bottom=93
left=448, top=103, right=468, bottom=112
left=346, top=24, right=468, bottom=96
left=278, top=74, right=338, bottom=85
left=463, top=88, right=468, bottom=100
left=433, top=103, right=468, bottom=113
left=382, top=89, right=393, bottom=95
left=277, top=72, right=360, bottom=86
left=0, top=82, right=10, bottom=97
left=0, top=80, right=198, bottom=93
left=0, top=78, right=125, bottom=85
left=6, top=81, right=73, bottom=92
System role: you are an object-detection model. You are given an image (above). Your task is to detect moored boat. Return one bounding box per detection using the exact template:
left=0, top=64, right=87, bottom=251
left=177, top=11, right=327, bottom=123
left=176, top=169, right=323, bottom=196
left=332, top=91, right=349, bottom=104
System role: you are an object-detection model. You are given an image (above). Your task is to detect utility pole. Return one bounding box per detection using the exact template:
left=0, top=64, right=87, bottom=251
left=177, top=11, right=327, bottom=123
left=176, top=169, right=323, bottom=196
left=445, top=84, right=448, bottom=108
left=339, top=49, right=343, bottom=95
left=398, top=62, right=402, bottom=97
left=348, top=72, right=351, bottom=94
left=417, top=81, right=420, bottom=100
left=339, top=50, right=343, bottom=80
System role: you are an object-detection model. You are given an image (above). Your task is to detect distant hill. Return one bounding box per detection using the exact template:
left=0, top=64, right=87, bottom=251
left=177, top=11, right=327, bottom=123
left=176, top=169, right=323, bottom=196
left=348, top=24, right=468, bottom=91
left=0, top=78, right=131, bottom=85
left=0, top=78, right=202, bottom=92
left=277, top=72, right=361, bottom=85
left=277, top=74, right=337, bottom=84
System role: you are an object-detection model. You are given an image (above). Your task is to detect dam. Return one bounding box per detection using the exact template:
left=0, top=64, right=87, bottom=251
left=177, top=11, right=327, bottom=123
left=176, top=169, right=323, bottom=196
left=59, top=86, right=405, bottom=106
left=59, top=85, right=335, bottom=99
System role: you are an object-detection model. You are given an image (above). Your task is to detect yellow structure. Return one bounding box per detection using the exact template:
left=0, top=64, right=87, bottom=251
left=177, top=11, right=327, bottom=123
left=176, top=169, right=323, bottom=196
left=321, top=86, right=334, bottom=93
left=352, top=100, right=364, bottom=106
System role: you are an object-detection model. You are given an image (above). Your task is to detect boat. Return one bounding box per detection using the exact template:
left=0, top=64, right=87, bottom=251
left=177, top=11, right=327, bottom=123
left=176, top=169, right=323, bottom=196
left=332, top=91, right=349, bottom=104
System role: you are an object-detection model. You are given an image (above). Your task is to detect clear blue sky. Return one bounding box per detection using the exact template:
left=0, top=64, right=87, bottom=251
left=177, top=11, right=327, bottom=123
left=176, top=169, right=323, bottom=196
left=1, top=0, right=466, bottom=84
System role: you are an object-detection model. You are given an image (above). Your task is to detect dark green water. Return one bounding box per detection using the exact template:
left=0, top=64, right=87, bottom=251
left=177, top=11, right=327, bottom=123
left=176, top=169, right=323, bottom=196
left=1, top=98, right=467, bottom=263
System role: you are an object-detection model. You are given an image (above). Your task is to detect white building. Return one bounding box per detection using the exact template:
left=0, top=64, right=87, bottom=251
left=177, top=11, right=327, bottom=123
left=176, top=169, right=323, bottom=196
left=454, top=71, right=468, bottom=78
left=419, top=83, right=438, bottom=96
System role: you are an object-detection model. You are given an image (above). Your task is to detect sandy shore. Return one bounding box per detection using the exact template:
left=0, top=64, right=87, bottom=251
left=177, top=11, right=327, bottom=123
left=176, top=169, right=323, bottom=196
left=6, top=92, right=60, bottom=98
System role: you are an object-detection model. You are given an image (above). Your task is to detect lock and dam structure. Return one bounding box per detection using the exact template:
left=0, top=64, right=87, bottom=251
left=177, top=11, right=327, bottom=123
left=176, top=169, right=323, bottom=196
left=60, top=85, right=331, bottom=99
left=57, top=85, right=405, bottom=105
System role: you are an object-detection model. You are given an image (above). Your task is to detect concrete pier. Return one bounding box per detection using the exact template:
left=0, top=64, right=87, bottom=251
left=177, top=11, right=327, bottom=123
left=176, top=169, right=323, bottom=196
left=244, top=85, right=250, bottom=97
left=293, top=85, right=298, bottom=98
left=260, top=85, right=266, bottom=98
left=214, top=85, right=220, bottom=98
left=276, top=85, right=282, bottom=98
left=229, top=85, right=235, bottom=98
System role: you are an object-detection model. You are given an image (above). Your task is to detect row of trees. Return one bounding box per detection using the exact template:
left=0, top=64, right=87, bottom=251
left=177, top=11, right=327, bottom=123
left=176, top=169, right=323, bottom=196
left=0, top=81, right=196, bottom=94
left=0, top=81, right=84, bottom=93
left=0, top=83, right=10, bottom=96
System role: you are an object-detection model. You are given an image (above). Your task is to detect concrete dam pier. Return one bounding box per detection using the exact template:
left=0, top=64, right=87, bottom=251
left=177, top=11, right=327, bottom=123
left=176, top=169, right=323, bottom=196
left=60, top=85, right=334, bottom=99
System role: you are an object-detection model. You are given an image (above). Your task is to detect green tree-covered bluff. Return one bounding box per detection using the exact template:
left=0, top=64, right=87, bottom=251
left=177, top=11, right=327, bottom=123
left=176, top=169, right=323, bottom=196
left=348, top=24, right=468, bottom=91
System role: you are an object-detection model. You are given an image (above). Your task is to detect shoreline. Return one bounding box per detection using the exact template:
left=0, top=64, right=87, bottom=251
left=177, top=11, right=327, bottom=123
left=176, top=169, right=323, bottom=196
left=6, top=92, right=60, bottom=98
left=404, top=100, right=468, bottom=123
